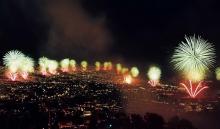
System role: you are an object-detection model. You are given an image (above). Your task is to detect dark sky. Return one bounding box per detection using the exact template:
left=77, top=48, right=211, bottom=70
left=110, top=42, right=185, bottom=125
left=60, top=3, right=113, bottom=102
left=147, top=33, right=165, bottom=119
left=1, top=0, right=220, bottom=75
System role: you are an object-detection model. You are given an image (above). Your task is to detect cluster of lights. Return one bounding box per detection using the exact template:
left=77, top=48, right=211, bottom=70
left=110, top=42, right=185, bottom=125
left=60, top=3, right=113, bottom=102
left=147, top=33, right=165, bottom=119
left=2, top=51, right=141, bottom=84
left=2, top=35, right=218, bottom=99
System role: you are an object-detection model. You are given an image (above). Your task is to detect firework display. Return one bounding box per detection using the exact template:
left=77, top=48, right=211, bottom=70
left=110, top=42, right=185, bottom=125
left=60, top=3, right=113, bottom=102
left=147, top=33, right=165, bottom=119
left=116, top=63, right=122, bottom=74
left=95, top=61, right=101, bottom=71
left=124, top=74, right=132, bottom=84
left=2, top=3, right=220, bottom=129
left=48, top=60, right=59, bottom=74
left=215, top=67, right=220, bottom=80
left=69, top=59, right=77, bottom=71
left=3, top=50, right=34, bottom=81
left=180, top=81, right=208, bottom=98
left=38, top=57, right=49, bottom=75
left=81, top=61, right=88, bottom=71
left=60, top=58, right=70, bottom=72
left=121, top=67, right=129, bottom=74
left=1, top=37, right=218, bottom=100
left=171, top=36, right=215, bottom=82
left=172, top=36, right=216, bottom=98
left=130, top=67, right=139, bottom=77
left=147, top=66, right=161, bottom=86
left=19, top=57, right=34, bottom=79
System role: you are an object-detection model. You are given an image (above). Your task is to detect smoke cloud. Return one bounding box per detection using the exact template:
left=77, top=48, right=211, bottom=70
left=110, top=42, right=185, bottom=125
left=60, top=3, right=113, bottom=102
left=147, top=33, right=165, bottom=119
left=41, top=0, right=112, bottom=59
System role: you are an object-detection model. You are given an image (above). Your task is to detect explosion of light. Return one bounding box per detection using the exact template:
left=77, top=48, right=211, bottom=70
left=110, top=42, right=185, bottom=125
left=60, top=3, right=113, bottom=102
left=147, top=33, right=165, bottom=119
left=103, top=62, right=108, bottom=70
left=3, top=50, right=34, bottom=81
left=8, top=72, right=17, bottom=81
left=95, top=61, right=101, bottom=71
left=107, top=62, right=113, bottom=70
left=147, top=66, right=161, bottom=87
left=3, top=50, right=25, bottom=74
left=116, top=63, right=122, bottom=74
left=81, top=61, right=88, bottom=71
left=171, top=36, right=216, bottom=98
left=39, top=57, right=49, bottom=75
left=130, top=67, right=139, bottom=78
left=19, top=57, right=34, bottom=79
left=60, top=58, right=70, bottom=72
left=148, top=80, right=158, bottom=87
left=171, top=36, right=215, bottom=82
left=69, top=59, right=77, bottom=71
left=122, top=67, right=129, bottom=74
left=215, top=67, right=220, bottom=80
left=180, top=80, right=208, bottom=98
left=124, top=74, right=132, bottom=84
left=103, top=62, right=112, bottom=70
left=48, top=60, right=59, bottom=74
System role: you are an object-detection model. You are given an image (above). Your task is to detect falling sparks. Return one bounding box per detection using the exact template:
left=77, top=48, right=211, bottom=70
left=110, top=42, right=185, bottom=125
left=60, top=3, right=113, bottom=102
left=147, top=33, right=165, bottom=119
left=180, top=80, right=208, bottom=98
left=8, top=72, right=18, bottom=81
left=148, top=80, right=158, bottom=87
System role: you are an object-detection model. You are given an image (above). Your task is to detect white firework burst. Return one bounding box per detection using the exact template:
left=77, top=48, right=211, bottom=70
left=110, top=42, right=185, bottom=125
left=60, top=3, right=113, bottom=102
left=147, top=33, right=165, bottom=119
left=171, top=36, right=215, bottom=81
left=3, top=50, right=25, bottom=73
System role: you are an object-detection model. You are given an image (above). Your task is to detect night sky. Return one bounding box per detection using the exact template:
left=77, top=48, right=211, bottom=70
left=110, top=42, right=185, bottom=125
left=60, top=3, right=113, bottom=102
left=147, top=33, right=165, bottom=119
left=1, top=0, right=220, bottom=77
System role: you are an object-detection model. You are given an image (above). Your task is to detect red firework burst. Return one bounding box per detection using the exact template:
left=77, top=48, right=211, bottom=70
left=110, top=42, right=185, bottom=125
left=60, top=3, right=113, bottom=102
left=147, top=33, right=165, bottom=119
left=180, top=80, right=208, bottom=98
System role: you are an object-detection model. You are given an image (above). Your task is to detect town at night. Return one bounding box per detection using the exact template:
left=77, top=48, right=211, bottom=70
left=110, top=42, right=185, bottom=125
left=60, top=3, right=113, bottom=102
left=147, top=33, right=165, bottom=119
left=1, top=0, right=220, bottom=129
